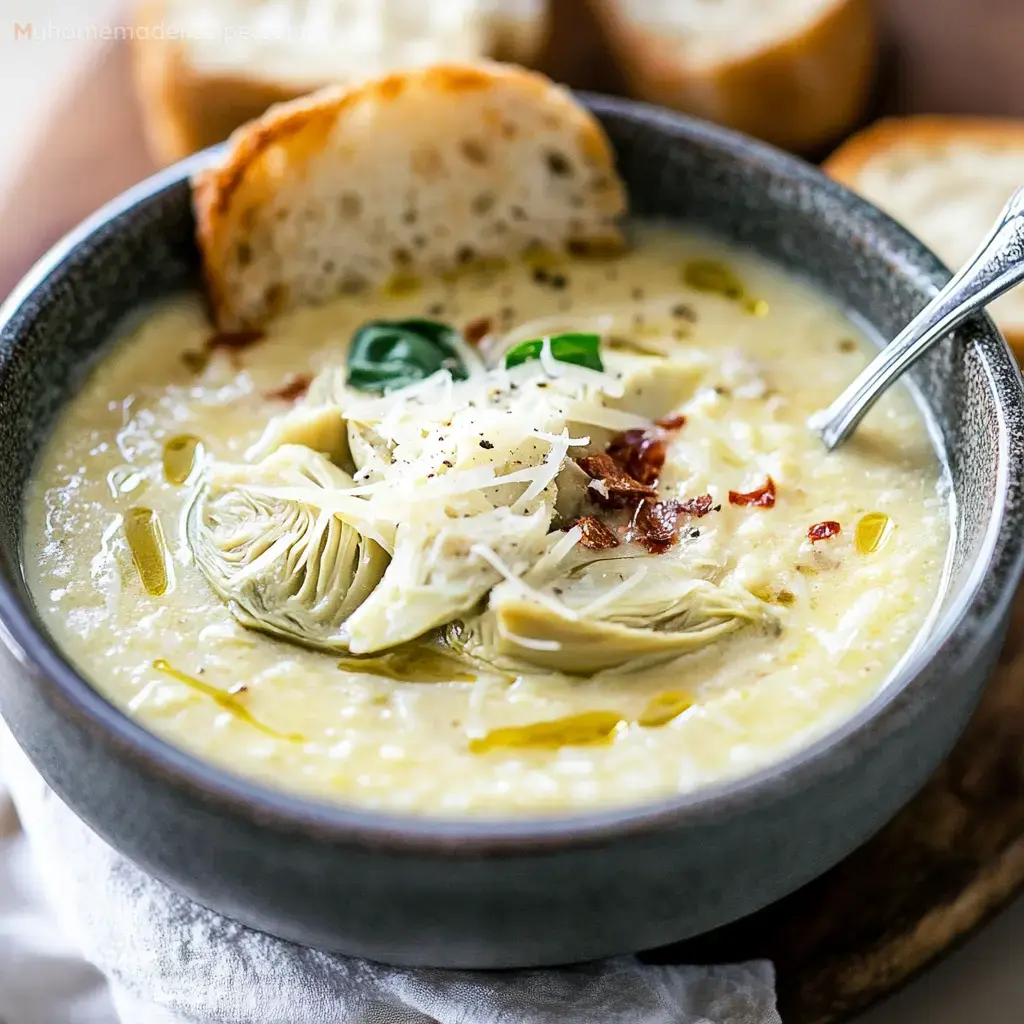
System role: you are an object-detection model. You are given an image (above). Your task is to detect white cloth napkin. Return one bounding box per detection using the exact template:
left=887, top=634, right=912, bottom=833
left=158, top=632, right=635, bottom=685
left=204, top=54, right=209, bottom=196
left=0, top=724, right=780, bottom=1024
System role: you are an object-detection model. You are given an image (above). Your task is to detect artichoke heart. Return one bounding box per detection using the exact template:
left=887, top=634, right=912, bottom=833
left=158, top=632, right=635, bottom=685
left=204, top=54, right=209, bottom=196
left=347, top=418, right=394, bottom=476
left=247, top=366, right=366, bottom=465
left=553, top=459, right=591, bottom=526
left=606, top=354, right=707, bottom=418
left=487, top=560, right=775, bottom=674
left=345, top=503, right=553, bottom=654
left=287, top=366, right=401, bottom=478
left=187, top=445, right=389, bottom=651
left=247, top=403, right=348, bottom=464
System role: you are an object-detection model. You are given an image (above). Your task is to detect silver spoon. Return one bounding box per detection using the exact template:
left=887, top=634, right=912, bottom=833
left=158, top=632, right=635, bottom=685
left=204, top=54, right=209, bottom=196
left=811, top=184, right=1024, bottom=450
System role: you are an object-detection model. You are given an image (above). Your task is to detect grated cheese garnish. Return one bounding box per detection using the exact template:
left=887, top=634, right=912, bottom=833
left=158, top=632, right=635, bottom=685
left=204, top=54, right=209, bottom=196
left=470, top=543, right=580, bottom=621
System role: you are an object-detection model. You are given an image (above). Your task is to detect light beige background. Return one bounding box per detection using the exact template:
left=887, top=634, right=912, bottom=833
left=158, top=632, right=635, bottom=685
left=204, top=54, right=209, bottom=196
left=1, top=0, right=1023, bottom=1020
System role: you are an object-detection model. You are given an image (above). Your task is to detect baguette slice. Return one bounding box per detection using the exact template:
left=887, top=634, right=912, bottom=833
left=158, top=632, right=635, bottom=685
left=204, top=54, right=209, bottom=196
left=590, top=0, right=876, bottom=153
left=194, top=62, right=627, bottom=330
left=132, top=0, right=548, bottom=165
left=825, top=116, right=1024, bottom=357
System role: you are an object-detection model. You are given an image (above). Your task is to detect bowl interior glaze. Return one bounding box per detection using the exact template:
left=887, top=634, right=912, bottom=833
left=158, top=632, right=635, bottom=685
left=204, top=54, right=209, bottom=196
left=0, top=96, right=1022, bottom=845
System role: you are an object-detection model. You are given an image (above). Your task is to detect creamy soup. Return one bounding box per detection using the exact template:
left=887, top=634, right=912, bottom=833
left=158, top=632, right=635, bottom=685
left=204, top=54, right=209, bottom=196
left=24, top=227, right=950, bottom=815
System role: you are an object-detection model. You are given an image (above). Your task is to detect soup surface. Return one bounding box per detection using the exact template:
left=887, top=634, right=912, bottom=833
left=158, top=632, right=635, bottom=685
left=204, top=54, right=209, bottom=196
left=25, top=227, right=950, bottom=815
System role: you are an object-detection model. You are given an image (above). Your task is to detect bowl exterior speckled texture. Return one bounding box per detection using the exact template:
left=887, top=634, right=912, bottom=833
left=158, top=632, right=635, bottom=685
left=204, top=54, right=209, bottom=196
left=0, top=97, right=1022, bottom=968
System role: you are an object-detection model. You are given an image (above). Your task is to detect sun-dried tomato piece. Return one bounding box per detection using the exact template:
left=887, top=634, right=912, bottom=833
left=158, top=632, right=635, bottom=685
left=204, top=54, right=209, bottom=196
left=655, top=414, right=687, bottom=431
left=679, top=493, right=713, bottom=517
left=573, top=515, right=620, bottom=550
left=808, top=520, right=841, bottom=542
left=265, top=373, right=312, bottom=401
left=606, top=428, right=667, bottom=486
left=577, top=453, right=658, bottom=509
left=577, top=452, right=619, bottom=480
left=628, top=493, right=714, bottom=553
left=206, top=329, right=266, bottom=354
left=629, top=499, right=686, bottom=554
left=729, top=476, right=776, bottom=508
left=463, top=317, right=492, bottom=345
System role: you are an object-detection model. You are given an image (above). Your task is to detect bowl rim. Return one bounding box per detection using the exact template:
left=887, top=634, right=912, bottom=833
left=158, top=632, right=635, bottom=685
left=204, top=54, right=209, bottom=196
left=2, top=95, right=1023, bottom=853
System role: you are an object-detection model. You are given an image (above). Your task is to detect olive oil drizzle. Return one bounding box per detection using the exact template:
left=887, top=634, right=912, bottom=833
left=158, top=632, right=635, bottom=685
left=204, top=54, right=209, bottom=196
left=636, top=690, right=693, bottom=727
left=162, top=434, right=203, bottom=485
left=470, top=691, right=695, bottom=753
left=382, top=273, right=422, bottom=298
left=124, top=507, right=170, bottom=596
left=441, top=256, right=509, bottom=283
left=338, top=648, right=477, bottom=683
left=682, top=259, right=769, bottom=317
left=855, top=512, right=893, bottom=554
left=469, top=711, right=627, bottom=753
left=153, top=659, right=305, bottom=742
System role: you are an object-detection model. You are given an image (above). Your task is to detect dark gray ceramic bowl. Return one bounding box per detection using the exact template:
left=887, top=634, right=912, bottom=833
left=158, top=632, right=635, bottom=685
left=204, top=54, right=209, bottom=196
left=1, top=96, right=1023, bottom=969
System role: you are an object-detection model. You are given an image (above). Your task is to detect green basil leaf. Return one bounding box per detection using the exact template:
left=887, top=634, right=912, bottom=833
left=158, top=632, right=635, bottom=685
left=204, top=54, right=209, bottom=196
left=503, top=332, right=603, bottom=372
left=347, top=319, right=469, bottom=393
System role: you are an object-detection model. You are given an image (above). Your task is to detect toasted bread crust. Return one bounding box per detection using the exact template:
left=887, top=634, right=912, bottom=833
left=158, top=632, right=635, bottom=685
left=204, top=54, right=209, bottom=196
left=132, top=0, right=307, bottom=165
left=825, top=115, right=1024, bottom=358
left=824, top=115, right=1024, bottom=184
left=191, top=91, right=347, bottom=324
left=131, top=2, right=554, bottom=167
left=594, top=0, right=876, bottom=153
left=193, top=63, right=627, bottom=330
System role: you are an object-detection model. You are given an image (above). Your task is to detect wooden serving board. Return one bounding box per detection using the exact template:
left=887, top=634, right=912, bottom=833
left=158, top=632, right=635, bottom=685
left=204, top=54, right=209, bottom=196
left=6, top=17, right=1024, bottom=1023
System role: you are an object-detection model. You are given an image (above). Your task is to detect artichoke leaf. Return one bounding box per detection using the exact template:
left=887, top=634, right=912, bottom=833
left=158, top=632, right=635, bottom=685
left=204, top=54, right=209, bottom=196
left=485, top=562, right=774, bottom=674
left=347, top=418, right=394, bottom=476
left=304, top=366, right=349, bottom=406
left=345, top=503, right=554, bottom=654
left=187, top=446, right=389, bottom=652
left=553, top=459, right=591, bottom=526
left=247, top=363, right=378, bottom=466
left=606, top=355, right=706, bottom=418
left=246, top=403, right=348, bottom=465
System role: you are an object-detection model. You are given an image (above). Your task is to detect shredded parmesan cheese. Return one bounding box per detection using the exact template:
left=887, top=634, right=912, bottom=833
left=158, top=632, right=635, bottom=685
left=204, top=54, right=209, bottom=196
left=231, top=325, right=694, bottom=649
left=524, top=525, right=583, bottom=585
left=470, top=543, right=580, bottom=621
left=515, top=431, right=572, bottom=506
left=562, top=400, right=651, bottom=431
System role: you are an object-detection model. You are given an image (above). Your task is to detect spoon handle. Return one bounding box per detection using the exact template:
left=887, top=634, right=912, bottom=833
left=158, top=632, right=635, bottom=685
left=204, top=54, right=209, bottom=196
left=813, top=184, right=1024, bottom=450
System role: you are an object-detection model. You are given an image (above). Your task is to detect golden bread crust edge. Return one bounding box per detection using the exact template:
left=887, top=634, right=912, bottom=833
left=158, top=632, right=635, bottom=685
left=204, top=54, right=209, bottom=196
left=191, top=89, right=344, bottom=325
left=128, top=4, right=560, bottom=168
left=824, top=115, right=1024, bottom=183
left=192, top=62, right=625, bottom=330
left=825, top=115, right=1024, bottom=358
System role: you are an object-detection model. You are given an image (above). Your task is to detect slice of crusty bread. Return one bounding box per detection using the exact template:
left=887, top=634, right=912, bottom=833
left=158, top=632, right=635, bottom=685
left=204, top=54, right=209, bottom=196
left=825, top=116, right=1024, bottom=358
left=132, top=0, right=548, bottom=165
left=193, top=62, right=627, bottom=330
left=589, top=0, right=876, bottom=153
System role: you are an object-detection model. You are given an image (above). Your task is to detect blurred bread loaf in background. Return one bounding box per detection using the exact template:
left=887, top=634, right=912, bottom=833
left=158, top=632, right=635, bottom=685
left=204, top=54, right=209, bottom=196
left=825, top=116, right=1024, bottom=357
left=131, top=0, right=878, bottom=165
left=132, top=0, right=551, bottom=164
left=588, top=0, right=877, bottom=153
